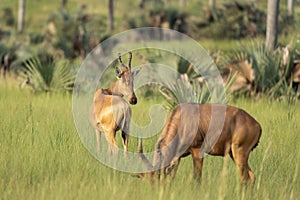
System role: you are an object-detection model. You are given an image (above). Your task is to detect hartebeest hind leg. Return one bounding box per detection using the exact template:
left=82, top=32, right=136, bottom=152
left=122, top=131, right=129, bottom=152
left=191, top=148, right=204, bottom=182
left=103, top=130, right=118, bottom=156
left=231, top=144, right=254, bottom=184
left=247, top=165, right=255, bottom=183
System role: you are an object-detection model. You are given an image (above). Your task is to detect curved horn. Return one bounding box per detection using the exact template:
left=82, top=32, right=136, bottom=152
left=153, top=138, right=164, bottom=170
left=128, top=51, right=132, bottom=68
left=118, top=53, right=127, bottom=68
left=138, top=138, right=154, bottom=171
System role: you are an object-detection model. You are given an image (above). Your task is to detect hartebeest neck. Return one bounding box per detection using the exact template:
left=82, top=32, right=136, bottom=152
left=101, top=82, right=122, bottom=97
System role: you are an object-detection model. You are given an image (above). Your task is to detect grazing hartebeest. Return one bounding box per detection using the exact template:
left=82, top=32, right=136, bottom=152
left=137, top=103, right=262, bottom=184
left=89, top=51, right=137, bottom=153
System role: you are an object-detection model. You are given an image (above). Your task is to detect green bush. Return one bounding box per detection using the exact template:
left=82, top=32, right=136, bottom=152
left=196, top=2, right=266, bottom=39
left=1, top=7, right=15, bottom=27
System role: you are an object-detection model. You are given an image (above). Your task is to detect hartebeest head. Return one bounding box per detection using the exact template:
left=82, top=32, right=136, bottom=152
left=112, top=51, right=137, bottom=105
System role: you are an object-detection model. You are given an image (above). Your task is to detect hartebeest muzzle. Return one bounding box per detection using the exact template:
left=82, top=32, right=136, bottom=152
left=129, top=96, right=137, bottom=105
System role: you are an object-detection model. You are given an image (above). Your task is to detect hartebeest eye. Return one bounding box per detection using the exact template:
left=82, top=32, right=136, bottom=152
left=116, top=67, right=124, bottom=78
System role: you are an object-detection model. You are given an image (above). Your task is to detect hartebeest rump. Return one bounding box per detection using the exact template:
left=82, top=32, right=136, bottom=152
left=138, top=103, right=262, bottom=184
left=89, top=51, right=137, bottom=153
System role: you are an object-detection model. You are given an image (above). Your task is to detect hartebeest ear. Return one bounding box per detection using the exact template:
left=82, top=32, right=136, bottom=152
left=132, top=68, right=140, bottom=77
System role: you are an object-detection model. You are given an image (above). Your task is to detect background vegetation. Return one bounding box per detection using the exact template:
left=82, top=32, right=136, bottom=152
left=1, top=0, right=300, bottom=97
left=1, top=0, right=300, bottom=199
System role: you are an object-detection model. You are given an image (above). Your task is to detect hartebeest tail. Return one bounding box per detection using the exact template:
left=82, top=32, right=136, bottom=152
left=89, top=51, right=138, bottom=153
left=137, top=103, right=262, bottom=184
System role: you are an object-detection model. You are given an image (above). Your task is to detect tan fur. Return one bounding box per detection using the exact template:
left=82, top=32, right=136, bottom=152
left=89, top=52, right=137, bottom=154
left=138, top=103, right=262, bottom=184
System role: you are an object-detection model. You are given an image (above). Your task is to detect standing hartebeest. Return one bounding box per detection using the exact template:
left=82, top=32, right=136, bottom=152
left=89, top=51, right=137, bottom=154
left=137, top=103, right=262, bottom=184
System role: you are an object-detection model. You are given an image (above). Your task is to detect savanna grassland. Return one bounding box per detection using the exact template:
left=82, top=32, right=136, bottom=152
left=1, top=80, right=300, bottom=200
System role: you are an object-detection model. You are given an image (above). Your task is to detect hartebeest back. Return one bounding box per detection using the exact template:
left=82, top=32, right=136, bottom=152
left=89, top=51, right=137, bottom=153
left=138, top=103, right=262, bottom=184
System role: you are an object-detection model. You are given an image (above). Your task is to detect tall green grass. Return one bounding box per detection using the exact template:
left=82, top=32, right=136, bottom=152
left=0, top=81, right=299, bottom=200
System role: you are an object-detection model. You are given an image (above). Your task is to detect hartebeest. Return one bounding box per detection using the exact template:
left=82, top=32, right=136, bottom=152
left=137, top=103, right=262, bottom=184
left=89, top=51, right=137, bottom=153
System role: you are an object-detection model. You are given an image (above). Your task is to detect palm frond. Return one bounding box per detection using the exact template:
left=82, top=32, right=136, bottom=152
left=20, top=55, right=75, bottom=93
left=159, top=73, right=232, bottom=111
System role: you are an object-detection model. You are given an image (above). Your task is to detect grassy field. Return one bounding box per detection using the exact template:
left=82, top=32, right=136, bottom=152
left=0, top=79, right=300, bottom=200
left=1, top=0, right=300, bottom=199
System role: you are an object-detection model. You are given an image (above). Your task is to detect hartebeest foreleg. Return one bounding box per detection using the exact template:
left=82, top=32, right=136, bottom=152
left=95, top=129, right=101, bottom=152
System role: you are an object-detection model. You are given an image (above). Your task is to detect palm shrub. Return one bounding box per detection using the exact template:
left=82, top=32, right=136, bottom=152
left=159, top=74, right=235, bottom=111
left=159, top=51, right=236, bottom=112
left=241, top=42, right=282, bottom=93
left=20, top=53, right=75, bottom=93
left=224, top=41, right=298, bottom=98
